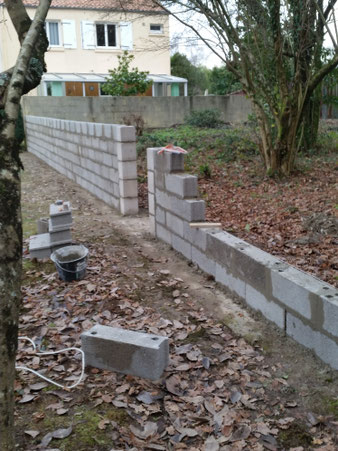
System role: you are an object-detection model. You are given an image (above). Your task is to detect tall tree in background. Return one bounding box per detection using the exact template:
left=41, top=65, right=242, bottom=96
left=160, top=1, right=338, bottom=175
left=0, top=1, right=51, bottom=449
left=209, top=65, right=242, bottom=94
left=171, top=52, right=209, bottom=94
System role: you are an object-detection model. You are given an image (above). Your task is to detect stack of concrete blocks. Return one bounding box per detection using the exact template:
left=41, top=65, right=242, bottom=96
left=24, top=116, right=138, bottom=215
left=147, top=148, right=338, bottom=370
left=29, top=201, right=72, bottom=259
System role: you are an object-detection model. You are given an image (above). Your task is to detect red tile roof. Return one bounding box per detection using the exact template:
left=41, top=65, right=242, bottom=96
left=16, top=1, right=166, bottom=13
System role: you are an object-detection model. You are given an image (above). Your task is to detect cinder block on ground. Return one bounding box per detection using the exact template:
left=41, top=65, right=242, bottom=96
left=81, top=325, right=169, bottom=380
left=29, top=233, right=51, bottom=259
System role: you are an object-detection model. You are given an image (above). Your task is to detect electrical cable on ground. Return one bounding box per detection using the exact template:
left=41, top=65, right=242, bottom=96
left=16, top=336, right=85, bottom=389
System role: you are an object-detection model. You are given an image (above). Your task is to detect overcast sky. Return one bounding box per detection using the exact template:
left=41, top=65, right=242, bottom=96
left=169, top=5, right=338, bottom=69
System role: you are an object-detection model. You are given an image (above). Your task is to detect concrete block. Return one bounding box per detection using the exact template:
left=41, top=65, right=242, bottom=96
left=81, top=325, right=169, bottom=380
left=322, top=292, right=338, bottom=337
left=246, top=284, right=285, bottom=329
left=113, top=125, right=136, bottom=142
left=286, top=312, right=338, bottom=370
left=49, top=202, right=72, bottom=229
left=147, top=148, right=158, bottom=171
left=103, top=124, right=112, bottom=139
left=99, top=139, right=108, bottom=152
left=155, top=170, right=165, bottom=190
left=183, top=222, right=208, bottom=251
left=156, top=224, right=172, bottom=245
left=119, top=179, right=138, bottom=198
left=155, top=206, right=166, bottom=225
left=271, top=266, right=315, bottom=320
left=37, top=218, right=49, bottom=234
left=116, top=142, right=137, bottom=161
left=165, top=173, right=198, bottom=199
left=154, top=152, right=184, bottom=173
left=192, top=246, right=216, bottom=277
left=148, top=171, right=154, bottom=194
left=29, top=233, right=51, bottom=259
left=166, top=212, right=184, bottom=237
left=87, top=122, right=95, bottom=136
left=94, top=123, right=103, bottom=137
left=118, top=161, right=137, bottom=180
left=102, top=152, right=114, bottom=167
left=49, top=228, right=72, bottom=245
left=182, top=199, right=205, bottom=222
left=148, top=193, right=155, bottom=215
left=172, top=234, right=192, bottom=260
left=107, top=141, right=116, bottom=155
left=149, top=215, right=155, bottom=236
left=120, top=197, right=138, bottom=215
left=215, top=263, right=246, bottom=299
left=206, top=231, right=244, bottom=268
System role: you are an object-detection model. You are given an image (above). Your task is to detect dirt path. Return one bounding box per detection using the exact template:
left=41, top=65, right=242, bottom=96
left=17, top=152, right=338, bottom=450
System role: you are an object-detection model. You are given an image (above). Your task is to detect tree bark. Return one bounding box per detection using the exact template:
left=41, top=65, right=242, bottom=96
left=0, top=1, right=51, bottom=449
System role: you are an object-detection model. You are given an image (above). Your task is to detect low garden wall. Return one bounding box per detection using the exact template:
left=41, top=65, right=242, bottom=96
left=147, top=148, right=338, bottom=369
left=22, top=94, right=252, bottom=128
left=24, top=115, right=138, bottom=215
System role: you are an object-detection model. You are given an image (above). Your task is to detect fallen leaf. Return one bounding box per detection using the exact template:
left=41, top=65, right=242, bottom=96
left=130, top=421, right=158, bottom=439
left=166, top=375, right=183, bottom=396
left=19, top=394, right=36, bottom=404
left=24, top=430, right=40, bottom=438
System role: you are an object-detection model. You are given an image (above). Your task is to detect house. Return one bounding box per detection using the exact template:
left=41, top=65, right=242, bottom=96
left=0, top=0, right=187, bottom=96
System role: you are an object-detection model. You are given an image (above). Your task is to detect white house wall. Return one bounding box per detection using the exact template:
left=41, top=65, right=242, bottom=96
left=0, top=6, right=170, bottom=75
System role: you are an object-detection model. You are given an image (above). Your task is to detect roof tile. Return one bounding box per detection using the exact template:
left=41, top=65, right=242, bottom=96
left=18, top=0, right=165, bottom=13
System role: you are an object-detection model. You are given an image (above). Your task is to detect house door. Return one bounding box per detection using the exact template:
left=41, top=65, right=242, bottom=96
left=65, top=82, right=83, bottom=96
left=84, top=82, right=99, bottom=96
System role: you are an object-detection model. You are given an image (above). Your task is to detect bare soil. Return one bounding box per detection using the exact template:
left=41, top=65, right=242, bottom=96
left=17, top=152, right=338, bottom=450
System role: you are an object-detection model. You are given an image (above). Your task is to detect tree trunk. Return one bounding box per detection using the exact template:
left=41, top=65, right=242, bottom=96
left=0, top=142, right=22, bottom=451
left=0, top=2, right=51, bottom=447
left=300, top=87, right=322, bottom=151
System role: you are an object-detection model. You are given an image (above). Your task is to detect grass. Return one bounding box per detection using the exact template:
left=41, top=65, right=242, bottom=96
left=137, top=122, right=338, bottom=178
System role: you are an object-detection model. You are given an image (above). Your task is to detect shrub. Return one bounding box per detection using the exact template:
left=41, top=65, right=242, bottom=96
left=185, top=109, right=222, bottom=128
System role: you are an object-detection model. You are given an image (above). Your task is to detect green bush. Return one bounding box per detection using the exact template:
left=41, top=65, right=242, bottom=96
left=185, top=109, right=222, bottom=128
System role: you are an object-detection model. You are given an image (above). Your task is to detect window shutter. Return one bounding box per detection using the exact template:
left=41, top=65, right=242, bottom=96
left=62, top=20, right=77, bottom=48
left=120, top=22, right=133, bottom=50
left=81, top=21, right=96, bottom=49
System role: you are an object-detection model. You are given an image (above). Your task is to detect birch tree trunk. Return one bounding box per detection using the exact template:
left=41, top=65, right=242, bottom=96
left=0, top=1, right=51, bottom=449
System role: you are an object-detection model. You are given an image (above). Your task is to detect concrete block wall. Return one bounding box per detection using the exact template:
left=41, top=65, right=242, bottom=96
left=25, top=115, right=138, bottom=215
left=147, top=148, right=338, bottom=370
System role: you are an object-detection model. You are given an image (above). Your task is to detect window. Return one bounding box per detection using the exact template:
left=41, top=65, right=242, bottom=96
left=96, top=23, right=117, bottom=47
left=150, top=24, right=163, bottom=34
left=45, top=21, right=60, bottom=46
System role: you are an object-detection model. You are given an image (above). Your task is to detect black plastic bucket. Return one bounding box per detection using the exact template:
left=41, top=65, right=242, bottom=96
left=51, top=245, right=89, bottom=282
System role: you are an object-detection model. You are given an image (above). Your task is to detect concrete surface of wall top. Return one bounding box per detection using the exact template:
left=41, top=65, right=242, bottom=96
left=147, top=147, right=338, bottom=370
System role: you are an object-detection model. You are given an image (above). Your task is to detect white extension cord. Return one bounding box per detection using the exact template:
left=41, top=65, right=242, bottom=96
left=16, top=336, right=85, bottom=389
